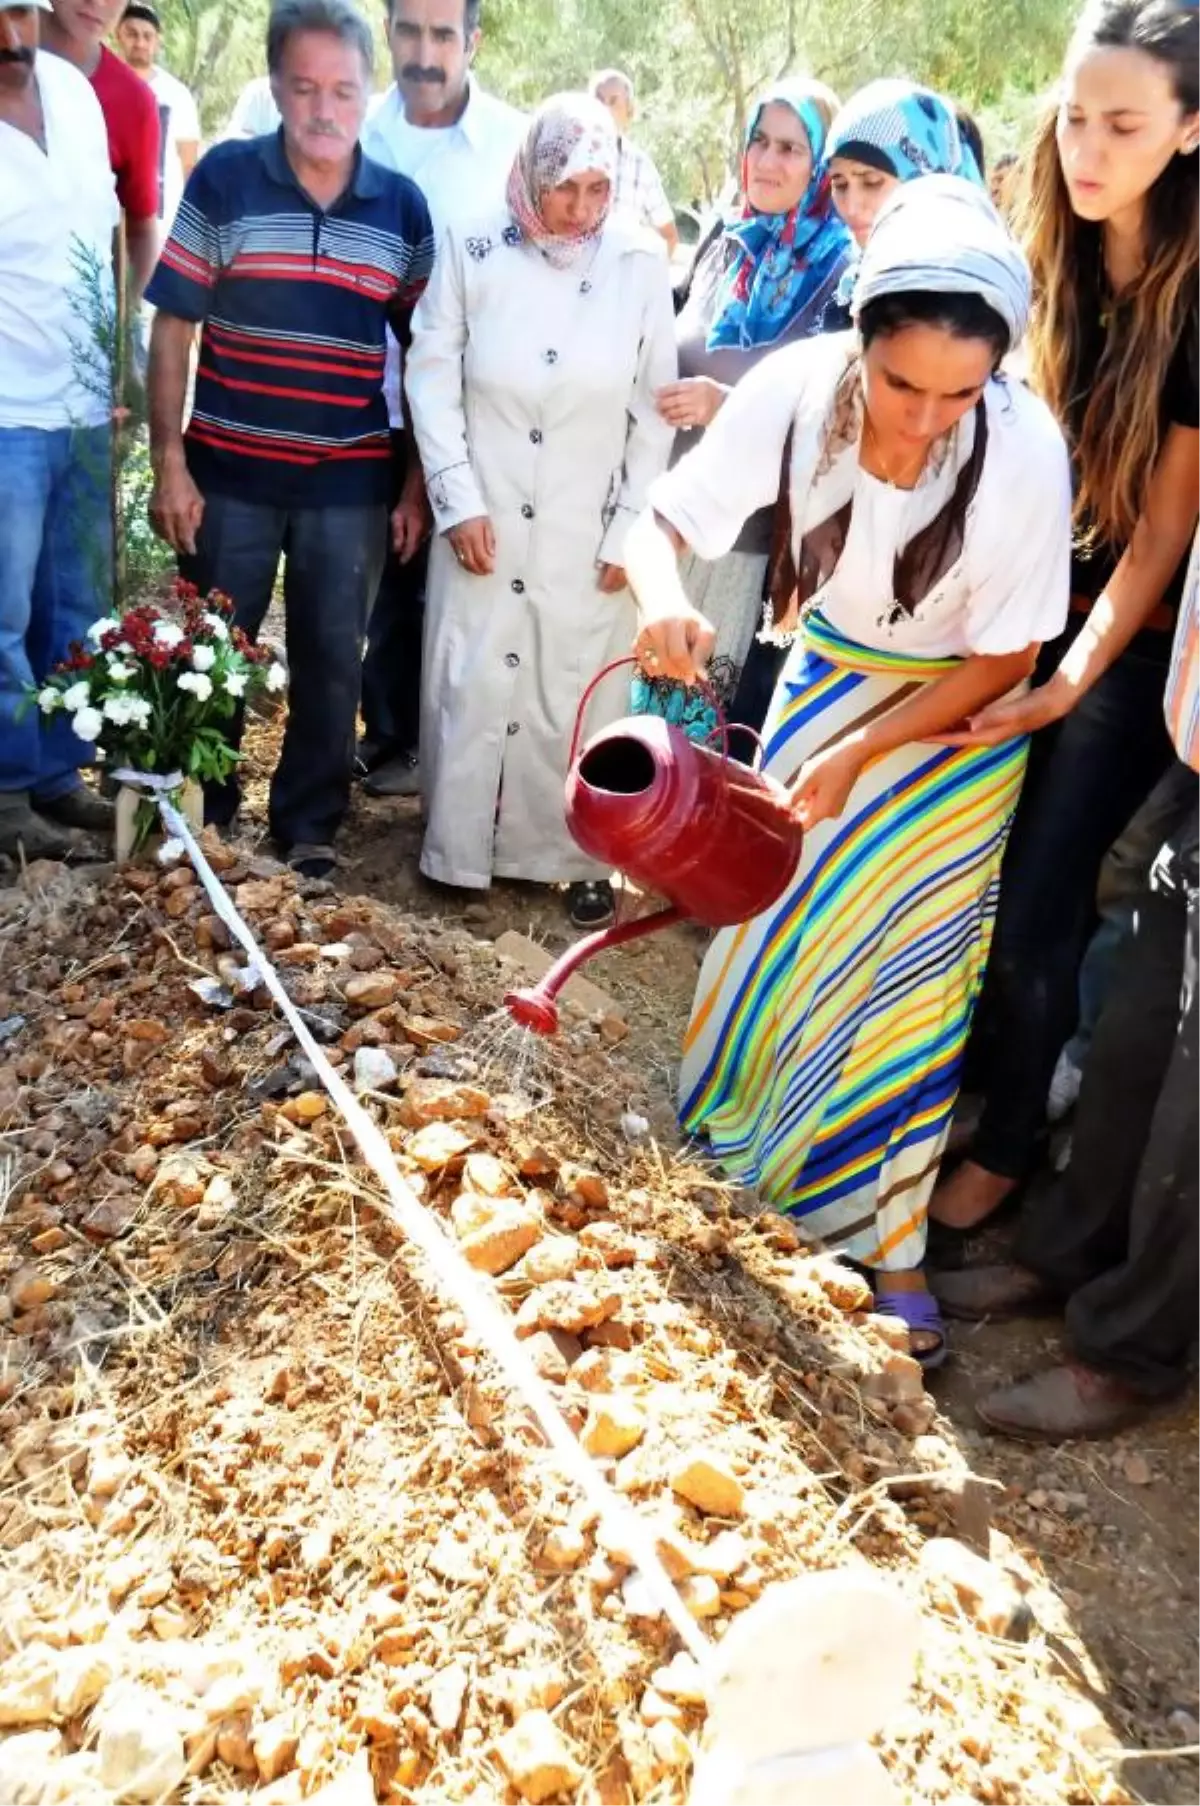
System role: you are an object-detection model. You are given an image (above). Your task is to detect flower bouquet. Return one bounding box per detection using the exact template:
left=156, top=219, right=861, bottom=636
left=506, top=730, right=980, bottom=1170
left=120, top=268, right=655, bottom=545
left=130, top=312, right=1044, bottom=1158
left=33, top=581, right=286, bottom=861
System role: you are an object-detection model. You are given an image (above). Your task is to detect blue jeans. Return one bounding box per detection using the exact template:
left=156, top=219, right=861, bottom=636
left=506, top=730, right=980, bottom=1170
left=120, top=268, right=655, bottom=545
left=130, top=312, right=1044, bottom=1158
left=0, top=425, right=113, bottom=799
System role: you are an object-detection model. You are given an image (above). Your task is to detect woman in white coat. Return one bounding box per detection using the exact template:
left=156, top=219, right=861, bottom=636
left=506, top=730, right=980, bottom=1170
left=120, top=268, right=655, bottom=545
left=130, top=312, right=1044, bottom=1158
left=405, top=94, right=678, bottom=926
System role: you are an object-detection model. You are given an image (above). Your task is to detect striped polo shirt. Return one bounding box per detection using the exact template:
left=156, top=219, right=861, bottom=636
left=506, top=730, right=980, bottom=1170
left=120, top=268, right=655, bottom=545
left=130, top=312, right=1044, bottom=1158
left=146, top=131, right=435, bottom=507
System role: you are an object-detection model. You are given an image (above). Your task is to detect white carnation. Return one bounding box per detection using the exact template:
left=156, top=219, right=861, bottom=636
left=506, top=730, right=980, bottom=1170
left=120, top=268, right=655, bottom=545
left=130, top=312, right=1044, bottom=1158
left=153, top=620, right=185, bottom=648
left=37, top=687, right=61, bottom=713
left=102, top=693, right=152, bottom=728
left=203, top=613, right=230, bottom=640
left=106, top=658, right=135, bottom=684
left=266, top=662, right=287, bottom=693
left=62, top=680, right=92, bottom=713
left=177, top=671, right=213, bottom=702
left=191, top=645, right=216, bottom=673
left=72, top=706, right=104, bottom=743
left=223, top=671, right=248, bottom=698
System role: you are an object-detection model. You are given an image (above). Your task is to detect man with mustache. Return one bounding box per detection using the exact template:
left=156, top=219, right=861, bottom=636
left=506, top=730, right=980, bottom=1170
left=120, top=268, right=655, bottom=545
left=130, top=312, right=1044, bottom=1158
left=40, top=0, right=160, bottom=295
left=0, top=0, right=121, bottom=858
left=144, top=0, right=434, bottom=880
left=357, top=0, right=524, bottom=801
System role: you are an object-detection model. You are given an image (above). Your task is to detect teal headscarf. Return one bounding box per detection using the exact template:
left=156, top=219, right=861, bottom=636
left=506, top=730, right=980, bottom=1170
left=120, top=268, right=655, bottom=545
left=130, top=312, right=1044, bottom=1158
left=825, top=80, right=984, bottom=186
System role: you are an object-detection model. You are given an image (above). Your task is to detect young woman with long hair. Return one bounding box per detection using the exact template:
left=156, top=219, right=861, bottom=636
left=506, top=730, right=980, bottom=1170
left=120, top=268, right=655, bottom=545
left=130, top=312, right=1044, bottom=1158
left=930, top=0, right=1199, bottom=1240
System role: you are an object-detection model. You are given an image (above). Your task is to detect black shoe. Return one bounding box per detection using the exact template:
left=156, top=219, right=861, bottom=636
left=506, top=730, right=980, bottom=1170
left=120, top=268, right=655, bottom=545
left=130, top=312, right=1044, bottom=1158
left=362, top=751, right=421, bottom=797
left=286, top=842, right=337, bottom=880
left=34, top=785, right=114, bottom=834
left=0, top=794, right=75, bottom=860
left=567, top=880, right=615, bottom=929
left=354, top=736, right=393, bottom=778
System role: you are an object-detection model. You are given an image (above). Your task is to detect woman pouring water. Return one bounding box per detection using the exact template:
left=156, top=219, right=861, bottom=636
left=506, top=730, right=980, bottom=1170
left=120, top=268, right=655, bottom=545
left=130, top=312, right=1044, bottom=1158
left=624, top=178, right=1072, bottom=1363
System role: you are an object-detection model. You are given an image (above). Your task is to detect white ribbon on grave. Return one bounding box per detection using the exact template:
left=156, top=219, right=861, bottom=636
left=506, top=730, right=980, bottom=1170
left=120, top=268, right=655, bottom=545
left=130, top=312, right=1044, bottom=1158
left=117, top=771, right=713, bottom=1666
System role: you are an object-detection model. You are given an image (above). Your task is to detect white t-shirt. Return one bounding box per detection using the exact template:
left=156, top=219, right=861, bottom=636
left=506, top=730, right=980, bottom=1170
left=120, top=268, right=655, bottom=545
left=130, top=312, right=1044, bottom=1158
left=221, top=75, right=280, bottom=141
left=362, top=78, right=526, bottom=424
left=650, top=334, right=1072, bottom=658
left=0, top=54, right=120, bottom=430
left=147, top=64, right=200, bottom=225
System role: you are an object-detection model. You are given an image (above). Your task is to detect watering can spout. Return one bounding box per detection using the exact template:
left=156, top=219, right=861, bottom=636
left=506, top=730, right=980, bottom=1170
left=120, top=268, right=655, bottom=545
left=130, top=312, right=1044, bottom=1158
left=504, top=905, right=683, bottom=1037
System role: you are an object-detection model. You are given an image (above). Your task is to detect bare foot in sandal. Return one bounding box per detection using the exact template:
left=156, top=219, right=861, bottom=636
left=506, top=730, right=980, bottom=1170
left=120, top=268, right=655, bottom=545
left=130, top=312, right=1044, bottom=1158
left=873, top=1269, right=947, bottom=1367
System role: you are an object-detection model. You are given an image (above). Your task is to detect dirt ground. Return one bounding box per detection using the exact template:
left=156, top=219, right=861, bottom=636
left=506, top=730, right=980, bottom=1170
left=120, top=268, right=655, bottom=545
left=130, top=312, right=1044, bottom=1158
left=335, top=778, right=1200, bottom=1806
left=0, top=721, right=1195, bottom=1806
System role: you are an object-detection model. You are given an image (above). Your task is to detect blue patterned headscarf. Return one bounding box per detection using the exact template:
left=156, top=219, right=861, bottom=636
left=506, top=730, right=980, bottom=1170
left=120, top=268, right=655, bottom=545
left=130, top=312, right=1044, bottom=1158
left=825, top=79, right=984, bottom=186
left=707, top=82, right=852, bottom=352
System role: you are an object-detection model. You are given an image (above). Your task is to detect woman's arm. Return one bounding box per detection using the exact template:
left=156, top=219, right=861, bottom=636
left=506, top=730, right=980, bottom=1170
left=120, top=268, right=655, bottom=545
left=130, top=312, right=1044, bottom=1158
left=403, top=230, right=489, bottom=540
left=947, top=423, right=1199, bottom=744
left=624, top=510, right=715, bottom=676
left=625, top=343, right=818, bottom=673
left=790, top=646, right=1038, bottom=828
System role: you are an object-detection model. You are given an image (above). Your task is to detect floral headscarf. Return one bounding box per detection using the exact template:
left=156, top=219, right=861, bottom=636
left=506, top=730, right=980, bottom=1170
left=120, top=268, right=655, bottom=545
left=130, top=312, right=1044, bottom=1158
left=506, top=93, right=618, bottom=270
left=707, top=80, right=852, bottom=351
left=825, top=80, right=984, bottom=186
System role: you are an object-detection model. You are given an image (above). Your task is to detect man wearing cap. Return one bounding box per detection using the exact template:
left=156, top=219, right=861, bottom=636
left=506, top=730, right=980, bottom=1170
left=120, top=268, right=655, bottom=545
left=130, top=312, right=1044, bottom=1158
left=118, top=1, right=200, bottom=228
left=40, top=0, right=160, bottom=296
left=0, top=0, right=121, bottom=858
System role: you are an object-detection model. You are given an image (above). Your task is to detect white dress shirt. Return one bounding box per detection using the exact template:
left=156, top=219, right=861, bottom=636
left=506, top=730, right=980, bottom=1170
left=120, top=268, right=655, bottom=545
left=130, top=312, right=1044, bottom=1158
left=362, top=77, right=526, bottom=424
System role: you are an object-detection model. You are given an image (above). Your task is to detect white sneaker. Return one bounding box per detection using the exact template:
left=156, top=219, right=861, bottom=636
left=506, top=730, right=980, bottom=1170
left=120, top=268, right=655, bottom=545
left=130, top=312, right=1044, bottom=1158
left=1047, top=1050, right=1083, bottom=1123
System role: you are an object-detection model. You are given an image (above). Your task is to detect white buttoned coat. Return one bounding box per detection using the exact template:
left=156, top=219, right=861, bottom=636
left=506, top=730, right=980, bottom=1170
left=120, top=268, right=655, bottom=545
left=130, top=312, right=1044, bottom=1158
left=405, top=214, right=677, bottom=889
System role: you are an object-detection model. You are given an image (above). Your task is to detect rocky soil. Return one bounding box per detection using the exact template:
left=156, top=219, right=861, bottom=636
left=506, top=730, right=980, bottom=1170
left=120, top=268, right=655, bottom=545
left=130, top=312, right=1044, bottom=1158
left=0, top=726, right=1194, bottom=1806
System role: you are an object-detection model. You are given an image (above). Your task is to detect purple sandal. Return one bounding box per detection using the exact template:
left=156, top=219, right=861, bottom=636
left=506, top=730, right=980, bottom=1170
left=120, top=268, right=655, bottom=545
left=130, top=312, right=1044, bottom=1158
left=873, top=1288, right=948, bottom=1370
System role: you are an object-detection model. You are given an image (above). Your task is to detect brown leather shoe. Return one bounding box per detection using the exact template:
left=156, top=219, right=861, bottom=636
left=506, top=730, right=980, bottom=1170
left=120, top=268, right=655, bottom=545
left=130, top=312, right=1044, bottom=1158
left=977, top=1363, right=1154, bottom=1442
left=930, top=1262, right=1055, bottom=1321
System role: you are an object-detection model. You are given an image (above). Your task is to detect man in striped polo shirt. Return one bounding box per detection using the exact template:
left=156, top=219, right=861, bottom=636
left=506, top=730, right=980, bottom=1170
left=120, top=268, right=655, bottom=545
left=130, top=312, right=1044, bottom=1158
left=145, top=0, right=434, bottom=878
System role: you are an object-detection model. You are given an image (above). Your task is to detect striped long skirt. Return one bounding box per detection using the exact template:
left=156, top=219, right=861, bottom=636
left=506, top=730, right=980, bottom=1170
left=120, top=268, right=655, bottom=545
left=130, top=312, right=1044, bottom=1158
left=679, top=611, right=1029, bottom=1273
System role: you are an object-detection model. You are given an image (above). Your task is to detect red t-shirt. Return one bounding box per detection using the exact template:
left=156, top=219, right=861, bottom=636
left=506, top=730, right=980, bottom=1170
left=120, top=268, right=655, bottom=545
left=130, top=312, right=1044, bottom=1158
left=90, top=44, right=160, bottom=223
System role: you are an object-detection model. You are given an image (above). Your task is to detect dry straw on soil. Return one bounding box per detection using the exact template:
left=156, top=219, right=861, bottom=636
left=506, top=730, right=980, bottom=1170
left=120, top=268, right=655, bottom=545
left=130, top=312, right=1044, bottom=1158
left=0, top=848, right=1135, bottom=1805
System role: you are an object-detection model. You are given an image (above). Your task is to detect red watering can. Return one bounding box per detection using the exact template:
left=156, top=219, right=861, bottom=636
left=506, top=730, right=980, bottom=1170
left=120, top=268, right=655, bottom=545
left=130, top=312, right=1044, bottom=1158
left=505, top=658, right=805, bottom=1035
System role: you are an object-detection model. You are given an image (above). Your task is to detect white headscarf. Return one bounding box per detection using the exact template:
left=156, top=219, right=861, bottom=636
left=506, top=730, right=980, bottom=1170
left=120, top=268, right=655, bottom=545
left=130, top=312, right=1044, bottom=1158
left=506, top=92, right=618, bottom=269
left=851, top=174, right=1032, bottom=346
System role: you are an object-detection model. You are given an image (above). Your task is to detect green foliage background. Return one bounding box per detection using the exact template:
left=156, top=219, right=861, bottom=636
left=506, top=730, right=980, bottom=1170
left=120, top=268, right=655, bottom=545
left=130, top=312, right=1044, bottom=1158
left=155, top=0, right=1074, bottom=202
